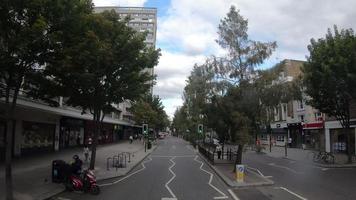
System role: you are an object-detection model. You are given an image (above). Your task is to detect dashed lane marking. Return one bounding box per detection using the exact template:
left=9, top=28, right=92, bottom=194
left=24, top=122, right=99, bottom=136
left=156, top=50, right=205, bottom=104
left=194, top=156, right=229, bottom=200
left=98, top=156, right=153, bottom=187
left=164, top=156, right=177, bottom=199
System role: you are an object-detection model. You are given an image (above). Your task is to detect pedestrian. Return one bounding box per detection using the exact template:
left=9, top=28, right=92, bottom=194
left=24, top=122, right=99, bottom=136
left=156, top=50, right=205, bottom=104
left=83, top=145, right=90, bottom=162
left=129, top=135, right=133, bottom=144
left=288, top=137, right=292, bottom=148
left=216, top=144, right=222, bottom=159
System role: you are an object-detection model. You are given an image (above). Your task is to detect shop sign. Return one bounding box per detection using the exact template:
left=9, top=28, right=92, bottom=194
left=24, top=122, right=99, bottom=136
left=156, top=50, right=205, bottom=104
left=61, top=118, right=84, bottom=127
left=303, top=122, right=323, bottom=129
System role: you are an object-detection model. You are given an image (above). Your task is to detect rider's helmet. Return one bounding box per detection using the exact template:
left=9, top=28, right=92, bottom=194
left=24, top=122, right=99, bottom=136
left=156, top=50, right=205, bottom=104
left=73, top=155, right=79, bottom=160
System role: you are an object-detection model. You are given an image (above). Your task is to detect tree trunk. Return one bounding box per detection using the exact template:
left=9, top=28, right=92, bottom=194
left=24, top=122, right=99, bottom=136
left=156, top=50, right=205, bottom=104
left=5, top=81, right=21, bottom=200
left=346, top=124, right=352, bottom=164
left=89, top=110, right=101, bottom=170
left=233, top=144, right=244, bottom=172
left=5, top=119, right=13, bottom=200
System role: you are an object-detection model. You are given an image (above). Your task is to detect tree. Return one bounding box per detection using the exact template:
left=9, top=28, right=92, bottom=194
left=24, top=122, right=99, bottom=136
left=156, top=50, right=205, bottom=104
left=131, top=95, right=169, bottom=133
left=303, top=26, right=356, bottom=163
left=29, top=10, right=160, bottom=169
left=0, top=1, right=92, bottom=199
left=216, top=5, right=277, bottom=83
left=206, top=5, right=277, bottom=166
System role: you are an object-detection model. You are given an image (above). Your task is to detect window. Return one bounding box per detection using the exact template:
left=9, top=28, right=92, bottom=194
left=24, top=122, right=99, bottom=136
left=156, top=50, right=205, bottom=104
left=315, top=112, right=322, bottom=121
left=299, top=115, right=304, bottom=122
left=298, top=100, right=304, bottom=110
left=260, top=134, right=268, bottom=140
left=276, top=135, right=285, bottom=142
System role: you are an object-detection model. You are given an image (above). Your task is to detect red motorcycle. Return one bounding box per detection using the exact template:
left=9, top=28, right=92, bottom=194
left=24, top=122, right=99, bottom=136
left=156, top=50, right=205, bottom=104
left=65, top=169, right=100, bottom=195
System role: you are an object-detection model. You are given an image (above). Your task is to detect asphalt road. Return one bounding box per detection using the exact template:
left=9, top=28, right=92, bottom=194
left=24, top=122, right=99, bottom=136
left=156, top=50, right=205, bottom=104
left=51, top=136, right=234, bottom=200
left=234, top=151, right=356, bottom=200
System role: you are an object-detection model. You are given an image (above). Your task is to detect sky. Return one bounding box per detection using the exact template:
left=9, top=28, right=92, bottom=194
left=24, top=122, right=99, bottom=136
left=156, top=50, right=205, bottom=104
left=93, top=0, right=356, bottom=119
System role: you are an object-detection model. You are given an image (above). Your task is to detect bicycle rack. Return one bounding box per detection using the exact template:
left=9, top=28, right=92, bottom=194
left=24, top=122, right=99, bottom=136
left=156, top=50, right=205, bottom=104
left=107, top=157, right=112, bottom=171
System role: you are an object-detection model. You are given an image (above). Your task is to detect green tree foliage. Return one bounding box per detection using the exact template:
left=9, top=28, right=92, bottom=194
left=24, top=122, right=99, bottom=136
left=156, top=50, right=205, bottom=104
left=0, top=1, right=93, bottom=199
left=29, top=10, right=160, bottom=169
left=303, top=26, right=356, bottom=163
left=216, top=5, right=277, bottom=82
left=131, top=95, right=169, bottom=133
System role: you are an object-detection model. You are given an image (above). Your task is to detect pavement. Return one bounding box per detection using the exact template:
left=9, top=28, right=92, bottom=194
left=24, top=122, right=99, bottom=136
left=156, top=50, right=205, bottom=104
left=0, top=139, right=155, bottom=200
left=50, top=136, right=237, bottom=200
left=261, top=146, right=356, bottom=167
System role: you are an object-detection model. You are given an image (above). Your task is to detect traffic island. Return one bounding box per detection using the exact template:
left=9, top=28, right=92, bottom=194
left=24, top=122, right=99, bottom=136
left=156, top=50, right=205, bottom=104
left=198, top=152, right=274, bottom=188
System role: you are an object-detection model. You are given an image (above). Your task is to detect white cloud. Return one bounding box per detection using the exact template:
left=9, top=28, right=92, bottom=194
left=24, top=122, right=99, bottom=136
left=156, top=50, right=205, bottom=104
left=93, top=0, right=147, bottom=7
left=153, top=50, right=206, bottom=117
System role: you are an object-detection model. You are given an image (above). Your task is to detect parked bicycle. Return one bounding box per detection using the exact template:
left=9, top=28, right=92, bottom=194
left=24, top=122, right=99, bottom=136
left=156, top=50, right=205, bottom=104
left=313, top=151, right=335, bottom=164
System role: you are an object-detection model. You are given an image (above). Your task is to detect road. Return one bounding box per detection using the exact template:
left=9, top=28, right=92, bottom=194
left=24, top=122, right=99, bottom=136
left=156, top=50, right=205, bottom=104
left=51, top=136, right=234, bottom=200
left=234, top=151, right=356, bottom=200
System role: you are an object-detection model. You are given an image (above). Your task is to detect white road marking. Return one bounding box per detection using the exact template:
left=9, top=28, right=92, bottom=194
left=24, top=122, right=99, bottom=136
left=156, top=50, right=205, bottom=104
left=151, top=155, right=196, bottom=158
left=247, top=166, right=273, bottom=179
left=194, top=156, right=229, bottom=199
left=164, top=156, right=177, bottom=199
left=280, top=187, right=308, bottom=200
left=99, top=156, right=153, bottom=187
left=228, top=189, right=240, bottom=200
left=268, top=163, right=303, bottom=174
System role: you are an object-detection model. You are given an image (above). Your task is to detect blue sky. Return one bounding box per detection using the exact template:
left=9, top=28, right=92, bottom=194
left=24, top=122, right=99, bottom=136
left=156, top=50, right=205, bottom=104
left=93, top=0, right=356, bottom=119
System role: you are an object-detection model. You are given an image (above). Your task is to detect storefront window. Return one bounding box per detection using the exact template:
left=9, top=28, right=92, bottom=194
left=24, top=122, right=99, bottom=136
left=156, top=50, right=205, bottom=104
left=330, top=128, right=355, bottom=154
left=22, top=121, right=55, bottom=154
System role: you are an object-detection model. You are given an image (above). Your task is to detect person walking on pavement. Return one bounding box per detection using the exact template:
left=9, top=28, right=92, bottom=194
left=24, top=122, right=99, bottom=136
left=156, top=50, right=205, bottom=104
left=129, top=135, right=133, bottom=144
left=216, top=144, right=222, bottom=159
left=83, top=145, right=90, bottom=162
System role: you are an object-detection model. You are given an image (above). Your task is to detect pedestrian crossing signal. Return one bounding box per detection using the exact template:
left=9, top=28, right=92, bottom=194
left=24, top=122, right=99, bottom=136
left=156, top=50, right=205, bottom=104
left=198, top=124, right=203, bottom=134
left=143, top=124, right=148, bottom=135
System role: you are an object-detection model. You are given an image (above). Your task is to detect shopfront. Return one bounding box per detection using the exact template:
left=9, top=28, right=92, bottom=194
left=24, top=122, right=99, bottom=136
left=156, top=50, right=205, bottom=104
left=271, top=128, right=288, bottom=146
left=21, top=121, right=55, bottom=155
left=303, top=122, right=324, bottom=150
left=330, top=128, right=355, bottom=154
left=288, top=123, right=303, bottom=148
left=59, top=117, right=85, bottom=149
left=85, top=121, right=114, bottom=145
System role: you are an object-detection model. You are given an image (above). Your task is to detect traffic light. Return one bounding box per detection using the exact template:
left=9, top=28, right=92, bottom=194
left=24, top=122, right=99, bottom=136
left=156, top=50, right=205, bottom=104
left=198, top=124, right=203, bottom=134
left=143, top=124, right=148, bottom=135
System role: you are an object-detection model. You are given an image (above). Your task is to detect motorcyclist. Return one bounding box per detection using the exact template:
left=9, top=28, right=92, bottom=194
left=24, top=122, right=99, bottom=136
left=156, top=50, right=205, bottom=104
left=71, top=155, right=83, bottom=176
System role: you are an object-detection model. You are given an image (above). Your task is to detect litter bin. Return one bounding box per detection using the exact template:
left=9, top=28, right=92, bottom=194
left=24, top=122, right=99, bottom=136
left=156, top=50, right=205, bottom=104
left=52, top=160, right=66, bottom=183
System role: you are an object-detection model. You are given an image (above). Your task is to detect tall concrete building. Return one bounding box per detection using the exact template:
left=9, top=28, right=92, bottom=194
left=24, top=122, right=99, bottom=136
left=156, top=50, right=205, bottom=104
left=94, top=6, right=158, bottom=121
left=94, top=6, right=157, bottom=85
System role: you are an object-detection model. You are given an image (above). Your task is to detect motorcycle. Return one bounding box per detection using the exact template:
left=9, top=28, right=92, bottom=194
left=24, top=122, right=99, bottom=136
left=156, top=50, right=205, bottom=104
left=65, top=169, right=100, bottom=195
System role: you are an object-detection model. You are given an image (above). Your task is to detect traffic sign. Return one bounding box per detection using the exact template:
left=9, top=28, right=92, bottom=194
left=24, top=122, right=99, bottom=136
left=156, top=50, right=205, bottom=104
left=236, top=164, right=245, bottom=183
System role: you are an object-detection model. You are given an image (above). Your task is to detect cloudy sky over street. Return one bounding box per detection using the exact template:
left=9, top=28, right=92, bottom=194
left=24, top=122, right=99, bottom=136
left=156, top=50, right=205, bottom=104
left=93, top=0, right=356, bottom=118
